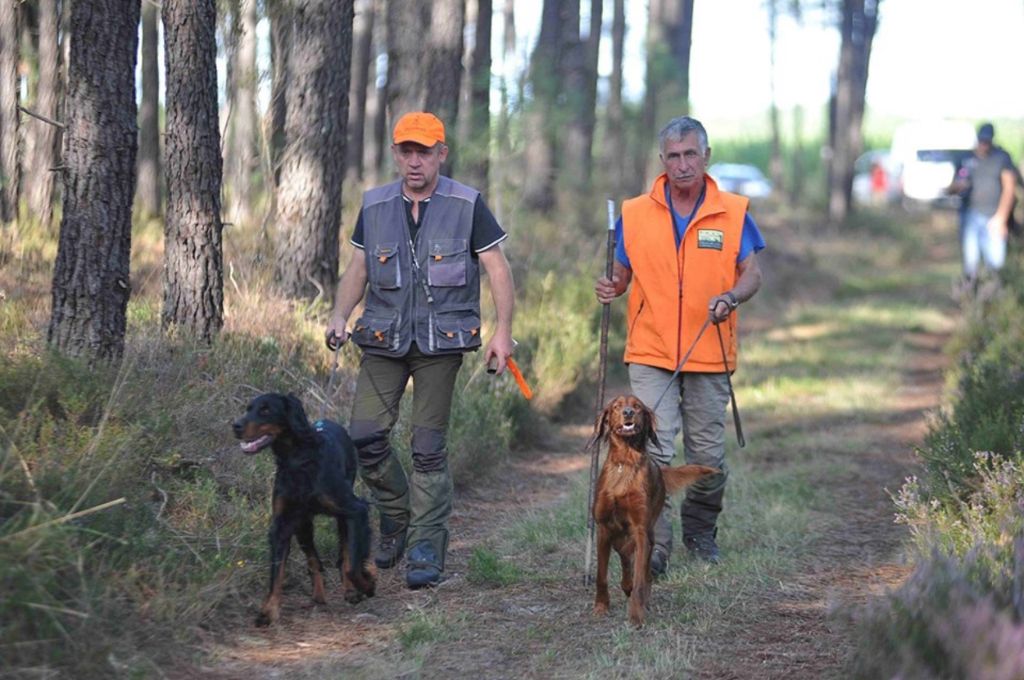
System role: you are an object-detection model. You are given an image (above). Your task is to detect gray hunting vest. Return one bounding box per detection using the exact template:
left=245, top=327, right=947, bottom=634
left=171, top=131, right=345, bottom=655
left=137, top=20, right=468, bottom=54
left=352, top=176, right=483, bottom=357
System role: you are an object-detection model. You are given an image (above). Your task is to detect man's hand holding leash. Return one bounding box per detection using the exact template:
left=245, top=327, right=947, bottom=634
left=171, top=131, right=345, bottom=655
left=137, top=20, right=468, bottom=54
left=325, top=316, right=350, bottom=351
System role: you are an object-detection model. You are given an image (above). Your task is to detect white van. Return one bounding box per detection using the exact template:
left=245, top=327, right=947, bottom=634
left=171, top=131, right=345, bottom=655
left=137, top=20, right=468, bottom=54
left=890, top=120, right=976, bottom=208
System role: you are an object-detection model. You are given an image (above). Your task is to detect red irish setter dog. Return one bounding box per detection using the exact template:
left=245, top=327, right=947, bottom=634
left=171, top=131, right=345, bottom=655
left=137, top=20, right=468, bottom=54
left=591, top=395, right=718, bottom=627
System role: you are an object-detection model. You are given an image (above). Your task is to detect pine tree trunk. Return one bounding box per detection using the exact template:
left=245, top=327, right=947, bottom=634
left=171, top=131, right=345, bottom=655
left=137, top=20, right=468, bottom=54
left=462, top=0, right=492, bottom=192
left=423, top=0, right=464, bottom=175
left=269, top=0, right=290, bottom=188
left=364, top=0, right=388, bottom=184
left=25, top=0, right=61, bottom=229
left=642, top=0, right=694, bottom=184
left=386, top=0, right=429, bottom=121
left=563, top=0, right=600, bottom=221
left=346, top=0, right=374, bottom=183
left=767, top=0, right=785, bottom=195
left=138, top=0, right=162, bottom=219
left=606, top=0, right=626, bottom=199
left=0, top=0, right=20, bottom=223
left=275, top=0, right=353, bottom=302
left=522, top=0, right=563, bottom=212
left=227, top=0, right=257, bottom=225
left=48, top=0, right=140, bottom=362
left=162, top=0, right=225, bottom=341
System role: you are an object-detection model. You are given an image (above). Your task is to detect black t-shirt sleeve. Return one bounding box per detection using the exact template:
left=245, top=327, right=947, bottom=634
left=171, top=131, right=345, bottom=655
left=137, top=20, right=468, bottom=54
left=472, top=195, right=507, bottom=253
left=350, top=208, right=365, bottom=249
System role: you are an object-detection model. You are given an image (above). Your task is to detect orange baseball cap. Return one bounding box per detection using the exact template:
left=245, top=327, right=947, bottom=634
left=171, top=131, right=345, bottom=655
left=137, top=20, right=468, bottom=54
left=393, top=112, right=446, bottom=147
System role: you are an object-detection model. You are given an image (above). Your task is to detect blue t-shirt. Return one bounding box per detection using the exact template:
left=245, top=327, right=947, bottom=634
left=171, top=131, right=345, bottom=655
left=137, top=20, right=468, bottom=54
left=614, top=184, right=766, bottom=269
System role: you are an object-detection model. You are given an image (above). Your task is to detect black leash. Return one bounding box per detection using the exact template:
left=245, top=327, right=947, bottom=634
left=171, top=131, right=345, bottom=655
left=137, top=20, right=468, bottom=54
left=649, top=317, right=712, bottom=413
left=715, top=322, right=746, bottom=448
left=649, top=315, right=746, bottom=448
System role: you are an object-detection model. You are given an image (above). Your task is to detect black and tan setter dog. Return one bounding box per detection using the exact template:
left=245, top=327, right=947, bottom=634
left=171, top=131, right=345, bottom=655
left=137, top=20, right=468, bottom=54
left=591, top=395, right=718, bottom=627
left=232, top=393, right=377, bottom=626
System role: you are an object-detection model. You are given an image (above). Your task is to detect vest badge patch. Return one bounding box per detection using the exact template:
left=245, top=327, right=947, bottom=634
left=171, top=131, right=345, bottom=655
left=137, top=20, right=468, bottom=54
left=697, top=229, right=724, bottom=250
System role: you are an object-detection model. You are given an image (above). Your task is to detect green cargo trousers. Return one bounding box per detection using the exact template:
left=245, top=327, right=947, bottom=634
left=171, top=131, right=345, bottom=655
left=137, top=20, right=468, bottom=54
left=348, top=344, right=463, bottom=569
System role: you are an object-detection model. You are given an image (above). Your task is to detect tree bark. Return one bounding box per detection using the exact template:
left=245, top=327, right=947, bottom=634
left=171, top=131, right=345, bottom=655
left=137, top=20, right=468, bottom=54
left=268, top=0, right=290, bottom=188
left=346, top=0, right=374, bottom=183
left=521, top=0, right=566, bottom=213
left=423, top=0, right=464, bottom=175
left=385, top=0, right=430, bottom=122
left=227, top=0, right=257, bottom=225
left=641, top=0, right=694, bottom=184
left=828, top=0, right=879, bottom=222
left=562, top=0, right=601, bottom=213
left=162, top=0, right=225, bottom=341
left=364, top=0, right=388, bottom=184
left=606, top=0, right=626, bottom=199
left=274, top=0, right=353, bottom=302
left=0, top=0, right=20, bottom=223
left=767, top=0, right=785, bottom=196
left=48, top=0, right=140, bottom=362
left=138, top=0, right=162, bottom=219
left=25, top=0, right=61, bottom=229
left=462, top=0, right=491, bottom=192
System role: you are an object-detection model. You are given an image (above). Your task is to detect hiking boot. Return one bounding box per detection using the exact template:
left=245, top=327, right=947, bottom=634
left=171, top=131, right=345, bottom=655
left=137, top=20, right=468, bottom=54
left=374, top=515, right=407, bottom=569
left=684, top=532, right=721, bottom=564
left=405, top=541, right=442, bottom=589
left=650, top=547, right=669, bottom=577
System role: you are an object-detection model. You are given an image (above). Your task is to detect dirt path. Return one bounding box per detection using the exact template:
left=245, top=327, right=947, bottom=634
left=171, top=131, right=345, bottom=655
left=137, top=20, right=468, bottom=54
left=188, top=216, right=956, bottom=679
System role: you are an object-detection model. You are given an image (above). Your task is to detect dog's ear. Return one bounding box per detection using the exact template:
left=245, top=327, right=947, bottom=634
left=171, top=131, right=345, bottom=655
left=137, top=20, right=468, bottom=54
left=284, top=393, right=313, bottom=436
left=586, top=404, right=611, bottom=451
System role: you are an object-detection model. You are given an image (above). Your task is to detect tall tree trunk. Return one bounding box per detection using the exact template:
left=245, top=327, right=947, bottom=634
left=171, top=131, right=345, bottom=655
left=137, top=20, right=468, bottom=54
left=767, top=0, right=785, bottom=196
left=48, top=0, right=139, bottom=362
left=346, top=0, right=374, bottom=184
left=0, top=0, right=20, bottom=223
left=462, top=0, right=491, bottom=192
left=385, top=0, right=429, bottom=121
left=227, top=0, right=257, bottom=225
left=274, top=0, right=353, bottom=302
left=162, top=0, right=224, bottom=341
left=521, top=0, right=566, bottom=213
left=641, top=0, right=694, bottom=184
left=423, top=0, right=464, bottom=175
left=364, top=0, right=387, bottom=184
left=606, top=0, right=625, bottom=199
left=562, top=0, right=600, bottom=222
left=789, top=103, right=805, bottom=205
left=268, top=0, right=290, bottom=188
left=138, top=0, right=162, bottom=219
left=828, top=0, right=879, bottom=222
left=26, top=0, right=60, bottom=229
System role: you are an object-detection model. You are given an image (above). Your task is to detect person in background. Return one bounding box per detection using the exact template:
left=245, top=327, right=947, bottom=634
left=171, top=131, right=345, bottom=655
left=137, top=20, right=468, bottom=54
left=325, top=112, right=515, bottom=589
left=950, top=122, right=1019, bottom=286
left=594, top=116, right=765, bottom=571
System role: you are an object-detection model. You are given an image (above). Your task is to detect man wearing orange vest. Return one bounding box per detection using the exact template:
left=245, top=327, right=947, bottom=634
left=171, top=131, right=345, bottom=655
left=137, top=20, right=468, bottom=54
left=595, top=116, right=765, bottom=569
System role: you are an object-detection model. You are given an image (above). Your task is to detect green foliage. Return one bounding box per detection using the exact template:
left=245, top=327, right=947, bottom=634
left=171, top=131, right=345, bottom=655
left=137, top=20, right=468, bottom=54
left=397, top=609, right=461, bottom=650
left=466, top=546, right=523, bottom=586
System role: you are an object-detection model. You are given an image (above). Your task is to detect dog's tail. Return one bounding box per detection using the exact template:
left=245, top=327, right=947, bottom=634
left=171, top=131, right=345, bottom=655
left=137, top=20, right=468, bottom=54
left=663, top=465, right=719, bottom=496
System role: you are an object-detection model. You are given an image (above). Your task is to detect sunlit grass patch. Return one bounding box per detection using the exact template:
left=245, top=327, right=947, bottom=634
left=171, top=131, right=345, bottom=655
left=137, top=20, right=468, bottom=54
left=467, top=546, right=525, bottom=586
left=397, top=608, right=463, bottom=650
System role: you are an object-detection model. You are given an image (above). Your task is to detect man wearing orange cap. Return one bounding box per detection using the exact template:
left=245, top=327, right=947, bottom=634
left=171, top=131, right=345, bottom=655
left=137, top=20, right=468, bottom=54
left=325, top=112, right=515, bottom=589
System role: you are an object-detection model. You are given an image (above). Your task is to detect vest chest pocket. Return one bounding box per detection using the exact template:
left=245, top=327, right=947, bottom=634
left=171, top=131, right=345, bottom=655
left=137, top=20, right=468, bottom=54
left=371, top=243, right=401, bottom=289
left=352, top=312, right=398, bottom=350
left=433, top=310, right=481, bottom=351
left=427, top=239, right=468, bottom=287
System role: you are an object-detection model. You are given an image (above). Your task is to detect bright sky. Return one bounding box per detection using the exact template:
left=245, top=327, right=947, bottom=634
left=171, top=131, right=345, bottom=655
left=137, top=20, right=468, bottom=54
left=505, top=0, right=1024, bottom=129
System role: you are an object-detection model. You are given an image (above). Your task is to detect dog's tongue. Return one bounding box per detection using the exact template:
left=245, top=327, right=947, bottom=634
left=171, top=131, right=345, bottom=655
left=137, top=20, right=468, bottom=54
left=240, top=435, right=273, bottom=454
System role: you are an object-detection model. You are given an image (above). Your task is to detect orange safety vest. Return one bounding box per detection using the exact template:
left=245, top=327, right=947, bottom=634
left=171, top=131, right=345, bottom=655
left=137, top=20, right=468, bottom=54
left=621, top=173, right=748, bottom=373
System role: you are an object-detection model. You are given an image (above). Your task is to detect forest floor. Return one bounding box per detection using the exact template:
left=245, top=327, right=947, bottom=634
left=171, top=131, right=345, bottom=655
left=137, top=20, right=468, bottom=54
left=180, top=208, right=961, bottom=679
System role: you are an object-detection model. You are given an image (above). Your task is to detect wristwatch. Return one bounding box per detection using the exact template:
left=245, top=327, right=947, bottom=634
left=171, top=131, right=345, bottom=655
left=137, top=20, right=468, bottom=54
left=724, top=291, right=739, bottom=309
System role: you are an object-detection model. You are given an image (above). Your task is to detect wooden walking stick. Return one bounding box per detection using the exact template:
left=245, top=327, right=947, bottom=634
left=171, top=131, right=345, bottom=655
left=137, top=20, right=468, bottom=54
left=585, top=199, right=616, bottom=586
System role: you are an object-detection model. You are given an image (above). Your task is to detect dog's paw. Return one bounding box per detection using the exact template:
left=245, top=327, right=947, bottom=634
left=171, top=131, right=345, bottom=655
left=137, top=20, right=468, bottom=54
left=343, top=587, right=366, bottom=605
left=593, top=601, right=609, bottom=617
left=255, top=611, right=273, bottom=627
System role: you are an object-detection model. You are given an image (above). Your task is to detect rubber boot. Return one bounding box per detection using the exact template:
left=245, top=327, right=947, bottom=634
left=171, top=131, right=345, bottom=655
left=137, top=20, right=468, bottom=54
left=405, top=468, right=452, bottom=588
left=682, top=486, right=725, bottom=564
left=359, top=454, right=410, bottom=569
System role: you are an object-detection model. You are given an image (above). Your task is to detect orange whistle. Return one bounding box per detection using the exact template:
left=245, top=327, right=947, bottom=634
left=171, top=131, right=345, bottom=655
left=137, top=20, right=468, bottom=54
left=506, top=358, right=533, bottom=400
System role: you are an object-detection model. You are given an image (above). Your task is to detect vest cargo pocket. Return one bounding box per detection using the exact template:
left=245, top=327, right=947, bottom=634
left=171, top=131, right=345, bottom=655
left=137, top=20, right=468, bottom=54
left=352, top=312, right=399, bottom=350
left=427, top=239, right=468, bottom=287
left=371, top=243, right=401, bottom=289
left=432, top=310, right=481, bottom=351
